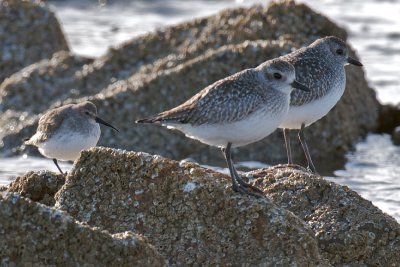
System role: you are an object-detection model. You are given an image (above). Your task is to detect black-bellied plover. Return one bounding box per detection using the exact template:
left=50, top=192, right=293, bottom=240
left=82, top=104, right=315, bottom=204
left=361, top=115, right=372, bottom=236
left=136, top=58, right=309, bottom=197
left=279, top=36, right=363, bottom=173
left=25, top=101, right=119, bottom=174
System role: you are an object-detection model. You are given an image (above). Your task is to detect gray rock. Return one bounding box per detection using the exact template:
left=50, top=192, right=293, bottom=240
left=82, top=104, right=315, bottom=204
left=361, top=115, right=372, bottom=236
left=250, top=166, right=400, bottom=266
left=378, top=104, right=400, bottom=133
left=0, top=51, right=94, bottom=114
left=5, top=146, right=399, bottom=265
left=55, top=147, right=325, bottom=266
left=0, top=0, right=68, bottom=83
left=4, top=170, right=65, bottom=206
left=0, top=193, right=166, bottom=266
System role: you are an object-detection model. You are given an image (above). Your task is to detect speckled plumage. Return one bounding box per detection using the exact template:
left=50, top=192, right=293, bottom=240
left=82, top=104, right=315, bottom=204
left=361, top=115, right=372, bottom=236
left=278, top=36, right=363, bottom=173
left=281, top=36, right=349, bottom=108
left=140, top=59, right=295, bottom=128
left=137, top=58, right=308, bottom=196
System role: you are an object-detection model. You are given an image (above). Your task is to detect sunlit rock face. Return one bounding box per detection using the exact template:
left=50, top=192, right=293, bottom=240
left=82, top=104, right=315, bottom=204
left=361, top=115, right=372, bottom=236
left=0, top=192, right=166, bottom=266
left=0, top=0, right=69, bottom=84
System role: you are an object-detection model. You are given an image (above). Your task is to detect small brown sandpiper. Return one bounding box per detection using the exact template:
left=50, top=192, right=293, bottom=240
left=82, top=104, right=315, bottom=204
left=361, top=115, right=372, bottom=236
left=25, top=101, right=119, bottom=174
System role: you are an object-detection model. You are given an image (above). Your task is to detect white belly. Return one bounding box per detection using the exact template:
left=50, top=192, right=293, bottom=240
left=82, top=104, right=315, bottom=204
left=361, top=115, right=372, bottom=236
left=38, top=124, right=101, bottom=161
left=167, top=105, right=288, bottom=148
left=279, top=84, right=345, bottom=129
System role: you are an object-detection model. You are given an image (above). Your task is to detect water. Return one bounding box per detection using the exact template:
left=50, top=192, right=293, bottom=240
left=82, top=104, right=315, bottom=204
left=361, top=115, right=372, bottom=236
left=51, top=0, right=266, bottom=57
left=333, top=134, right=400, bottom=220
left=0, top=155, right=72, bottom=181
left=1, top=0, right=399, bottom=221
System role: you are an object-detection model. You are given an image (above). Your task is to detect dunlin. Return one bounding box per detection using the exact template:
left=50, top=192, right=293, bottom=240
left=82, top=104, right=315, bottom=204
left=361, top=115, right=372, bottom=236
left=136, top=58, right=309, bottom=197
left=279, top=36, right=363, bottom=173
left=25, top=101, right=119, bottom=174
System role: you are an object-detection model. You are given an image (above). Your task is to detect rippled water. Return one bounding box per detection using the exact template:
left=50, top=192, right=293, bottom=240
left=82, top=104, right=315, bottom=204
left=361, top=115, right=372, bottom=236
left=333, top=134, right=400, bottom=220
left=1, top=0, right=399, bottom=221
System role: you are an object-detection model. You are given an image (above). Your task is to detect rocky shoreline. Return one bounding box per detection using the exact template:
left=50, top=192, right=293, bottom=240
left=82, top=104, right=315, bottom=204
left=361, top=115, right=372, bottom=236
left=2, top=147, right=400, bottom=266
left=1, top=0, right=400, bottom=265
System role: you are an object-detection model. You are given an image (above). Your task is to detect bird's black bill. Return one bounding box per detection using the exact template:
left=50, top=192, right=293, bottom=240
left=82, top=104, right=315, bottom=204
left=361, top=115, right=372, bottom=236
left=291, top=80, right=310, bottom=92
left=347, top=56, right=363, bottom=66
left=95, top=116, right=120, bottom=132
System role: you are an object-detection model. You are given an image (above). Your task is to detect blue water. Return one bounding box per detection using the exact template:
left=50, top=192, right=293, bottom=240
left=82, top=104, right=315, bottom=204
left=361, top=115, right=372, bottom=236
left=0, top=0, right=399, bottom=221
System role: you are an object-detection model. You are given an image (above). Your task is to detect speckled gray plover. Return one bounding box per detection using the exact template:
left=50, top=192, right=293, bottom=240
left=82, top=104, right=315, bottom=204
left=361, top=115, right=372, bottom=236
left=136, top=58, right=309, bottom=197
left=24, top=101, right=119, bottom=174
left=279, top=36, right=363, bottom=173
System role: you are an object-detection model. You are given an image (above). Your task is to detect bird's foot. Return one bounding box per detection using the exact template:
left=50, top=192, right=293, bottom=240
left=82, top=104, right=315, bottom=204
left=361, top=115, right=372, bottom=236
left=306, top=165, right=319, bottom=175
left=231, top=184, right=264, bottom=198
left=235, top=177, right=264, bottom=194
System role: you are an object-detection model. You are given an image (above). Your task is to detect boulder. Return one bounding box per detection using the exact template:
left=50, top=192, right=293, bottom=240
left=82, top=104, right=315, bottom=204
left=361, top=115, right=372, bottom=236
left=0, top=0, right=381, bottom=172
left=53, top=147, right=400, bottom=265
left=5, top=170, right=65, bottom=206
left=0, top=51, right=94, bottom=114
left=5, top=147, right=399, bottom=265
left=55, top=147, right=324, bottom=266
left=0, top=193, right=165, bottom=266
left=377, top=104, right=400, bottom=132
left=0, top=0, right=68, bottom=83
left=250, top=167, right=400, bottom=266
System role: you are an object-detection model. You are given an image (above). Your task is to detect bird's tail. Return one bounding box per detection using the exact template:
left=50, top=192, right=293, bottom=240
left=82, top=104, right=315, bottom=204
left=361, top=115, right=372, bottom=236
left=23, top=137, right=32, bottom=145
left=135, top=117, right=159, bottom=124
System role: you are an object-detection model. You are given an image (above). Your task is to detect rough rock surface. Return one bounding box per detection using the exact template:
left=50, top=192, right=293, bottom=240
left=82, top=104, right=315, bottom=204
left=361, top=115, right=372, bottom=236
left=1, top=1, right=380, bottom=171
left=5, top=170, right=65, bottom=206
left=0, top=0, right=68, bottom=83
left=0, top=51, right=94, bottom=114
left=55, top=147, right=324, bottom=266
left=0, top=193, right=165, bottom=266
left=250, top=167, right=400, bottom=266
left=378, top=104, right=400, bottom=133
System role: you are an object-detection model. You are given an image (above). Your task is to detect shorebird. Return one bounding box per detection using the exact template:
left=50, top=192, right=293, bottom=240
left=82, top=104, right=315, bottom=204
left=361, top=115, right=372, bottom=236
left=136, top=58, right=309, bottom=197
left=25, top=101, right=119, bottom=174
left=279, top=36, right=363, bottom=173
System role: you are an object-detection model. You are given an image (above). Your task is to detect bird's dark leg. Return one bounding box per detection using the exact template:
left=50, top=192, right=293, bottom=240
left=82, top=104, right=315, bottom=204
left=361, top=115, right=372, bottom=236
left=222, top=143, right=241, bottom=192
left=298, top=123, right=318, bottom=174
left=231, top=164, right=264, bottom=194
left=222, top=143, right=263, bottom=198
left=283, top=128, right=293, bottom=164
left=53, top=159, right=64, bottom=174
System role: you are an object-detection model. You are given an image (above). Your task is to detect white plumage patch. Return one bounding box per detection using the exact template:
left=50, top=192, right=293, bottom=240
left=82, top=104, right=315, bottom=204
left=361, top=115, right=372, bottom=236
left=279, top=83, right=345, bottom=129
left=37, top=124, right=101, bottom=161
left=166, top=103, right=289, bottom=148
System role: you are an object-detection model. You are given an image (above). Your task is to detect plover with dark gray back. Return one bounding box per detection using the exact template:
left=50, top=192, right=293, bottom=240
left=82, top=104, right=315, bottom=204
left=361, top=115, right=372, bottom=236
left=25, top=101, right=119, bottom=174
left=136, top=58, right=309, bottom=197
left=279, top=36, right=363, bottom=173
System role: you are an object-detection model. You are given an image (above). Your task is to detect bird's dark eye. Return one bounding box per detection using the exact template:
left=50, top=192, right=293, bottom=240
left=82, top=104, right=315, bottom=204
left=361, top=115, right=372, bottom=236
left=336, top=48, right=344, bottom=55
left=85, top=111, right=90, bottom=115
left=273, top=73, right=282, bottom=80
